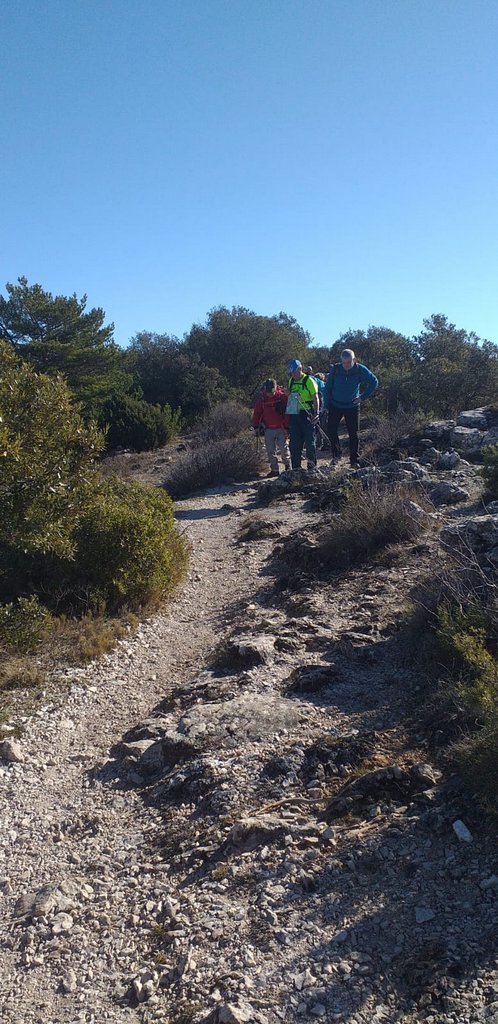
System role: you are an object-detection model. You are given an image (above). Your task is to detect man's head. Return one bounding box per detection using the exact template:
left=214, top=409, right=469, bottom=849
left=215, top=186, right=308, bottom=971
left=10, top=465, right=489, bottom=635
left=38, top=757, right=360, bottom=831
left=340, top=348, right=355, bottom=370
left=305, top=365, right=313, bottom=375
left=264, top=378, right=277, bottom=394
left=287, top=358, right=302, bottom=380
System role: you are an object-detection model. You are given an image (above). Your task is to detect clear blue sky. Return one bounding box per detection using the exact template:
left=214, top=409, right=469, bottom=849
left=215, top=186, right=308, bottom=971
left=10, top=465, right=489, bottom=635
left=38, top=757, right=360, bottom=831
left=2, top=0, right=498, bottom=349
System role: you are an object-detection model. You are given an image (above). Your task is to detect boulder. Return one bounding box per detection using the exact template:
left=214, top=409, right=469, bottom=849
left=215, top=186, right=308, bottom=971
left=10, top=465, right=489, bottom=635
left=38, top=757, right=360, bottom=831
left=418, top=446, right=440, bottom=466
left=438, top=450, right=461, bottom=469
left=423, top=420, right=456, bottom=444
left=226, top=633, right=276, bottom=666
left=426, top=481, right=470, bottom=506
left=450, top=426, right=483, bottom=451
left=384, top=459, right=427, bottom=480
left=440, top=514, right=498, bottom=560
left=456, top=409, right=489, bottom=429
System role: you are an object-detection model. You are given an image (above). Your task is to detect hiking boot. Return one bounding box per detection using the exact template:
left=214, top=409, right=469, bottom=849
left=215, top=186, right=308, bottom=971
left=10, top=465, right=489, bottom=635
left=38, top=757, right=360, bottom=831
left=350, top=460, right=360, bottom=469
left=307, top=460, right=317, bottom=472
left=267, top=470, right=280, bottom=477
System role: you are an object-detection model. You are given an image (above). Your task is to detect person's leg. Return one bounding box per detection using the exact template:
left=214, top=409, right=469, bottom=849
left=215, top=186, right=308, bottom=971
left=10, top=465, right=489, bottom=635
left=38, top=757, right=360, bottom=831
left=327, top=407, right=343, bottom=458
left=288, top=417, right=303, bottom=469
left=344, top=406, right=360, bottom=464
left=303, top=414, right=317, bottom=469
left=264, top=428, right=280, bottom=473
left=275, top=428, right=291, bottom=471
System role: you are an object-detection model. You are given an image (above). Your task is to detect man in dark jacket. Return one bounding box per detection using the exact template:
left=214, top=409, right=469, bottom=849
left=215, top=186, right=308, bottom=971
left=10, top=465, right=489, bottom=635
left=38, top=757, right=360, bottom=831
left=323, top=349, right=378, bottom=467
left=252, top=378, right=291, bottom=476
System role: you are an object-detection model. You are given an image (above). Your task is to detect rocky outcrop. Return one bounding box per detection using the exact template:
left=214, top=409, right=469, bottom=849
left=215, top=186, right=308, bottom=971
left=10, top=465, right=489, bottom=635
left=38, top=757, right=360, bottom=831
left=440, top=513, right=498, bottom=566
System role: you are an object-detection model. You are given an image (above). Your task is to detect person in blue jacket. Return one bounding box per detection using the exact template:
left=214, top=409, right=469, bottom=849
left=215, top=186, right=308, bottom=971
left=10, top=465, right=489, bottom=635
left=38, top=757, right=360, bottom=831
left=323, top=348, right=378, bottom=467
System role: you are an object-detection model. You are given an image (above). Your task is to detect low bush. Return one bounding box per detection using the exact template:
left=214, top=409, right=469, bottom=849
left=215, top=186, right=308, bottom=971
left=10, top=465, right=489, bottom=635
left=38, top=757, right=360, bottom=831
left=453, top=716, right=498, bottom=818
left=99, top=394, right=182, bottom=452
left=0, top=339, right=103, bottom=559
left=364, top=406, right=428, bottom=459
left=0, top=596, right=53, bottom=652
left=481, top=444, right=498, bottom=500
left=316, top=480, right=430, bottom=567
left=71, top=477, right=188, bottom=612
left=0, top=657, right=46, bottom=693
left=162, top=433, right=263, bottom=498
left=190, top=402, right=251, bottom=447
left=415, top=548, right=498, bottom=815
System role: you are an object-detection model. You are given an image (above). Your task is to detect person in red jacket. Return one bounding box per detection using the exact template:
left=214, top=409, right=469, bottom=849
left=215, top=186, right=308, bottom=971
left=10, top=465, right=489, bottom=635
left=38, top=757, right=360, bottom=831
left=252, top=378, right=291, bottom=476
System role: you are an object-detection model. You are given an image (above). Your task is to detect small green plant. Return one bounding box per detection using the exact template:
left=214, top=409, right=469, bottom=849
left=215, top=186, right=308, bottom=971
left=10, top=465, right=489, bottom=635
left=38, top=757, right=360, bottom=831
left=481, top=443, right=498, bottom=499
left=0, top=596, right=53, bottom=652
left=453, top=716, right=498, bottom=818
left=436, top=604, right=498, bottom=716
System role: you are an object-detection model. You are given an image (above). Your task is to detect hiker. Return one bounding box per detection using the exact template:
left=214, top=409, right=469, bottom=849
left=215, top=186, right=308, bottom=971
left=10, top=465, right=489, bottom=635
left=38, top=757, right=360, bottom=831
left=323, top=348, right=378, bottom=467
left=252, top=378, right=291, bottom=476
left=286, top=359, right=320, bottom=470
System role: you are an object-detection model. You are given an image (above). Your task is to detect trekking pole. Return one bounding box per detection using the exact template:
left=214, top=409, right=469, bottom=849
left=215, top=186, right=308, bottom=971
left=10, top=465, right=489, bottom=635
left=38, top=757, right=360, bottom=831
left=307, top=412, right=328, bottom=444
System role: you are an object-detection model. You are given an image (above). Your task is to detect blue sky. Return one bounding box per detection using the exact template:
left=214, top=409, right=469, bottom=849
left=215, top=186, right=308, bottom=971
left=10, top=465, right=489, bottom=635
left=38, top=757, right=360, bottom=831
left=2, top=0, right=498, bottom=349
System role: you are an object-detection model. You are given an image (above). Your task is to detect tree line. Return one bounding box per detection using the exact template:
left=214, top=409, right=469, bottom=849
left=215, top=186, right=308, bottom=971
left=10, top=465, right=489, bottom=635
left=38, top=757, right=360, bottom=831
left=1, top=276, right=497, bottom=452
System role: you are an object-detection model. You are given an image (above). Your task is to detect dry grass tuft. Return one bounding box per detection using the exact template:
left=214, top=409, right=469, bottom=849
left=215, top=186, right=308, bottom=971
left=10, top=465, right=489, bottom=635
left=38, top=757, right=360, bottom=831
left=163, top=434, right=264, bottom=498
left=316, top=479, right=432, bottom=568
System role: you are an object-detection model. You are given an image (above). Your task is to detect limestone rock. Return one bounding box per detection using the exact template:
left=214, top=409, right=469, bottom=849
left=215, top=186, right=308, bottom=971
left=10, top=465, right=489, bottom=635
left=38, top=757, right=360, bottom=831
left=450, top=425, right=483, bottom=450
left=456, top=409, right=489, bottom=429
left=226, top=634, right=276, bottom=666
left=426, top=481, right=470, bottom=506
left=441, top=514, right=498, bottom=560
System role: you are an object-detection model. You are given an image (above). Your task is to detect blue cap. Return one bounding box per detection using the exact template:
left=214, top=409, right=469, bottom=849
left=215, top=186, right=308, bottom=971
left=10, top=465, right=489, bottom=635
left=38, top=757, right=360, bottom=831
left=287, top=359, right=302, bottom=373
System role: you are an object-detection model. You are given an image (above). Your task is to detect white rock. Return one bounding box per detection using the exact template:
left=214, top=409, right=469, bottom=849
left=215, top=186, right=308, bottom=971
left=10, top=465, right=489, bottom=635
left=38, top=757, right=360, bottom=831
left=61, top=968, right=78, bottom=993
left=51, top=912, right=74, bottom=934
left=452, top=819, right=473, bottom=843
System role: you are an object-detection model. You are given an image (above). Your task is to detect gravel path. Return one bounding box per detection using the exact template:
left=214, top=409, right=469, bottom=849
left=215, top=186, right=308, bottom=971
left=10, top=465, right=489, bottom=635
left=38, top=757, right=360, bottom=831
left=1, top=470, right=497, bottom=1024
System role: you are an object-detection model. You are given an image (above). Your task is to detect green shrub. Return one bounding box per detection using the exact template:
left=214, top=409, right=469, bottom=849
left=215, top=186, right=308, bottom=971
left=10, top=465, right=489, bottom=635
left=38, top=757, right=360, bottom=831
left=453, top=716, right=498, bottom=817
left=436, top=604, right=497, bottom=717
left=71, top=477, right=188, bottom=611
left=0, top=339, right=103, bottom=558
left=99, top=394, right=182, bottom=452
left=316, top=480, right=430, bottom=567
left=162, top=433, right=263, bottom=499
left=0, top=596, right=53, bottom=652
left=481, top=444, right=498, bottom=499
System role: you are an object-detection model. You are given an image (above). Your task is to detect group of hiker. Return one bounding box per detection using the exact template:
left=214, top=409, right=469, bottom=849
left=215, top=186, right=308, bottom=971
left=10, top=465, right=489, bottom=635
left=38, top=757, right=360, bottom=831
left=252, top=350, right=378, bottom=475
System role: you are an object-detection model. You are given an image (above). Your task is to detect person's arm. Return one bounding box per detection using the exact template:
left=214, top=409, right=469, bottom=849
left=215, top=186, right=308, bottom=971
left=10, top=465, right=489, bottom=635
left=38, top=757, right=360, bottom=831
left=358, top=365, right=379, bottom=402
left=308, top=378, right=319, bottom=418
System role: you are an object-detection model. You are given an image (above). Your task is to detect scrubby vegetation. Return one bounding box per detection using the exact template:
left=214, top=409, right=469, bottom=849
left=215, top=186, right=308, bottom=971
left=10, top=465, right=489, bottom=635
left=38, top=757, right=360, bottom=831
left=481, top=444, right=498, bottom=500
left=421, top=553, right=498, bottom=816
left=0, top=342, right=188, bottom=664
left=162, top=434, right=263, bottom=499
left=316, top=480, right=430, bottom=567
left=98, top=394, right=182, bottom=452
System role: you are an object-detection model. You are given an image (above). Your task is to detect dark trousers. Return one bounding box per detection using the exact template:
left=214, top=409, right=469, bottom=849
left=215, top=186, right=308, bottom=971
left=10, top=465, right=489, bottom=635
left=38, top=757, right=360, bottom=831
left=289, top=412, right=317, bottom=469
left=327, top=405, right=360, bottom=462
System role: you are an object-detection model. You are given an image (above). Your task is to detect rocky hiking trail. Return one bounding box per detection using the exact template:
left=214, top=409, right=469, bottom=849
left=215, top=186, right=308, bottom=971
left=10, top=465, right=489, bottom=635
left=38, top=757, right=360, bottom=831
left=1, top=433, right=498, bottom=1024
